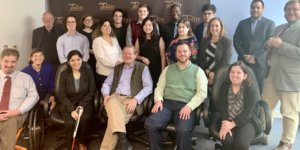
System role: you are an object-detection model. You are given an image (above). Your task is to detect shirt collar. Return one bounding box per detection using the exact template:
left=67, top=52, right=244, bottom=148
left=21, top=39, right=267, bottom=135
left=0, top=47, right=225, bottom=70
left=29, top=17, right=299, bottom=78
left=176, top=61, right=192, bottom=70
left=66, top=31, right=78, bottom=36
left=0, top=70, right=17, bottom=79
left=123, top=62, right=135, bottom=69
left=251, top=16, right=262, bottom=22
left=137, top=19, right=143, bottom=24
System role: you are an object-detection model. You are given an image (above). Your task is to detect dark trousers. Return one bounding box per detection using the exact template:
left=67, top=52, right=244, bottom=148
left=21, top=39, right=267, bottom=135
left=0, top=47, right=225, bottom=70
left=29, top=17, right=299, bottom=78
left=221, top=122, right=256, bottom=150
left=95, top=73, right=107, bottom=91
left=144, top=99, right=196, bottom=150
left=59, top=103, right=93, bottom=149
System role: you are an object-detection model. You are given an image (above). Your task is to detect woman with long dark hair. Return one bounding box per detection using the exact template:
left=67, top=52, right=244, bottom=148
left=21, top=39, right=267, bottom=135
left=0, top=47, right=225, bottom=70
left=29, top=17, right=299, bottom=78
left=135, top=17, right=165, bottom=86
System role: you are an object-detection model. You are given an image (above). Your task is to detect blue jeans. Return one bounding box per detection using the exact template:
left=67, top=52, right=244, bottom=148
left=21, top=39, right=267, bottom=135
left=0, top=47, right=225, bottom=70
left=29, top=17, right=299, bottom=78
left=144, top=99, right=196, bottom=150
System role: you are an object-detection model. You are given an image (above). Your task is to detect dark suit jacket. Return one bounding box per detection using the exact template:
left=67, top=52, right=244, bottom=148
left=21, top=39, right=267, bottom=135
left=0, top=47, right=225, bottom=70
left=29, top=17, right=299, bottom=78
left=195, top=22, right=205, bottom=46
left=32, top=25, right=65, bottom=49
left=56, top=62, right=96, bottom=112
left=160, top=21, right=177, bottom=49
left=233, top=17, right=275, bottom=68
left=199, top=36, right=232, bottom=72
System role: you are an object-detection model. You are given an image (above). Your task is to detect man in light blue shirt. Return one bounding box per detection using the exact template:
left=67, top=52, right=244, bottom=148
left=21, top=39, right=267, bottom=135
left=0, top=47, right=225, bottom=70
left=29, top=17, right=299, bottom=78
left=56, top=14, right=89, bottom=63
left=0, top=49, right=39, bottom=150
left=101, top=45, right=153, bottom=150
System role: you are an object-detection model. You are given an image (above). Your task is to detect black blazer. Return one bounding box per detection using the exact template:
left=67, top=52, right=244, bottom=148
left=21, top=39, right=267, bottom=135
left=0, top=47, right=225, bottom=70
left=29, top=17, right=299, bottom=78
left=233, top=17, right=275, bottom=67
left=32, top=25, right=65, bottom=49
left=219, top=83, right=258, bottom=127
left=160, top=21, right=177, bottom=49
left=195, top=22, right=205, bottom=46
left=199, top=36, right=232, bottom=72
left=56, top=62, right=96, bottom=112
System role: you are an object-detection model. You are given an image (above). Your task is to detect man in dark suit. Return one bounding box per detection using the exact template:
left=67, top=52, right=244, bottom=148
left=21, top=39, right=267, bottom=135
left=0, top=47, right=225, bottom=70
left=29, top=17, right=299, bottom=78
left=233, top=0, right=275, bottom=93
left=195, top=3, right=216, bottom=46
left=160, top=4, right=181, bottom=48
left=32, top=11, right=64, bottom=72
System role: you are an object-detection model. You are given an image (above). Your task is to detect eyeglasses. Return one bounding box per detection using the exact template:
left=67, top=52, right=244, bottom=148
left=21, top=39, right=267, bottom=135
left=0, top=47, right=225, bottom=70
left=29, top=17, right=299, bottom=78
left=67, top=21, right=76, bottom=24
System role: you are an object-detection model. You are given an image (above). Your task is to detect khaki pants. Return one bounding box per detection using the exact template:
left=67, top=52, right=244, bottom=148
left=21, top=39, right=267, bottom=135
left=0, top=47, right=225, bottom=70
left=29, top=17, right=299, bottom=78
left=262, top=74, right=300, bottom=144
left=100, top=94, right=133, bottom=150
left=0, top=114, right=27, bottom=150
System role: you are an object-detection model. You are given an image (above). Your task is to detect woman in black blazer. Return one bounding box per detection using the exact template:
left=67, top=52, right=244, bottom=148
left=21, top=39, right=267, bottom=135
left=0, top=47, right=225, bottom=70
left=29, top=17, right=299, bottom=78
left=218, top=61, right=258, bottom=150
left=199, top=17, right=232, bottom=86
left=57, top=50, right=96, bottom=150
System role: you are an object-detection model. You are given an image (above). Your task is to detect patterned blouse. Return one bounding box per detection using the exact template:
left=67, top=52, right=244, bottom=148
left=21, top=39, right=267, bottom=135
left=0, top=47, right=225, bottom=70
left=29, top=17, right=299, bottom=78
left=227, top=84, right=245, bottom=120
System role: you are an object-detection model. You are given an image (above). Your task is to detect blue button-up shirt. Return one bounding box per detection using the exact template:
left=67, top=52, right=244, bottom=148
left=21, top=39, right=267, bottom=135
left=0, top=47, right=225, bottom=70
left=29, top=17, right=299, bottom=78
left=101, top=63, right=153, bottom=104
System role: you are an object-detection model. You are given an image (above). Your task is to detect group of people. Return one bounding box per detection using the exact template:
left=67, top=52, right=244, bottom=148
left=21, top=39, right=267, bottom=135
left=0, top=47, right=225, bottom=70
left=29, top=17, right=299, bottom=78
left=0, top=0, right=299, bottom=150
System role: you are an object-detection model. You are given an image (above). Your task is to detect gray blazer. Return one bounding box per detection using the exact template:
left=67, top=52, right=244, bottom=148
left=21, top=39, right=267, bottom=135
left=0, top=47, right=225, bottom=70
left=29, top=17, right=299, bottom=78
left=270, top=20, right=300, bottom=91
left=234, top=17, right=275, bottom=68
left=199, top=36, right=232, bottom=72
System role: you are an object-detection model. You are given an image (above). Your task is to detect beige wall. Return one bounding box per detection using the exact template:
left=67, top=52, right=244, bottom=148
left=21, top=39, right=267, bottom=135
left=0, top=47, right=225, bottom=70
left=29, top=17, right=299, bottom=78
left=0, top=0, right=45, bottom=69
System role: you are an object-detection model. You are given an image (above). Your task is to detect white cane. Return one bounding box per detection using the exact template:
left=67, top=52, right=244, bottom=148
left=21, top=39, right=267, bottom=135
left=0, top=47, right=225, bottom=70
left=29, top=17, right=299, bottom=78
left=71, top=106, right=84, bottom=150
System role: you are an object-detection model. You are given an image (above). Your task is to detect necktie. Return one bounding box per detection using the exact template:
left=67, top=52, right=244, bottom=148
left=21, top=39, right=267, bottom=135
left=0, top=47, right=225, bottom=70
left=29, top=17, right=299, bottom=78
left=173, top=23, right=178, bottom=38
left=266, top=24, right=290, bottom=65
left=0, top=76, right=11, bottom=110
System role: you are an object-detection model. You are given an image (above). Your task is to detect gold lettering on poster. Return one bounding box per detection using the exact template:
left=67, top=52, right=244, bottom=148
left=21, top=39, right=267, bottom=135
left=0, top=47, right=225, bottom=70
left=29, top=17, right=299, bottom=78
left=130, top=1, right=141, bottom=10
left=98, top=3, right=115, bottom=10
left=164, top=1, right=182, bottom=8
left=182, top=15, right=201, bottom=23
left=68, top=3, right=84, bottom=12
left=55, top=17, right=64, bottom=24
left=149, top=15, right=165, bottom=24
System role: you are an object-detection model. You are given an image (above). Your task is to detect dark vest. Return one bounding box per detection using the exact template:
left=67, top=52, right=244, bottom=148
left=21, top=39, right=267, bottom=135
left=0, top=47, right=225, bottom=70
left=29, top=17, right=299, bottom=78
left=130, top=21, right=142, bottom=45
left=110, top=61, right=146, bottom=115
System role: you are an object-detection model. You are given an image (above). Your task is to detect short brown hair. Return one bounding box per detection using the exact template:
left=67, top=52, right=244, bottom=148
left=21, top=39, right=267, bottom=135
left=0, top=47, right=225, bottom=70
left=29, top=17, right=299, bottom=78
left=1, top=48, right=20, bottom=60
left=29, top=48, right=44, bottom=64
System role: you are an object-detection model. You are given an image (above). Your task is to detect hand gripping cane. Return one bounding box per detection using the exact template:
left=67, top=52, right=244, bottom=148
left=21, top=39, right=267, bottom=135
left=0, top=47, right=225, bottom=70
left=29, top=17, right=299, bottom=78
left=71, top=106, right=84, bottom=150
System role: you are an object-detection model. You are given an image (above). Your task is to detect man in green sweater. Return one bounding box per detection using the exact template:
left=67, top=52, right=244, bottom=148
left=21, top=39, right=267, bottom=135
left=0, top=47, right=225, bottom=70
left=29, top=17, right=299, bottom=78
left=145, top=40, right=208, bottom=150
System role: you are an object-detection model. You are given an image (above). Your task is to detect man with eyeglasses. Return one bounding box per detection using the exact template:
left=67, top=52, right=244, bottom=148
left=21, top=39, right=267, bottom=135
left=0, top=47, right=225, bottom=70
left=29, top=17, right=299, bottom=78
left=263, top=0, right=300, bottom=149
left=56, top=14, right=89, bottom=63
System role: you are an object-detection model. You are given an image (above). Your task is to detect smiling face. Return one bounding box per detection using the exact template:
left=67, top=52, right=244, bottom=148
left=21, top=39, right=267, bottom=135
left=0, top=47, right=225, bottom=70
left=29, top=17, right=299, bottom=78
left=170, top=6, right=181, bottom=21
left=250, top=1, right=264, bottom=19
left=31, top=52, right=45, bottom=66
left=42, top=12, right=54, bottom=29
left=209, top=19, right=222, bottom=37
left=177, top=22, right=189, bottom=37
left=1, top=55, right=18, bottom=75
left=66, top=16, right=77, bottom=32
left=175, top=44, right=191, bottom=64
left=68, top=54, right=82, bottom=71
left=122, top=47, right=137, bottom=64
left=100, top=21, right=112, bottom=36
left=229, top=66, right=248, bottom=86
left=113, top=11, right=123, bottom=24
left=143, top=20, right=154, bottom=34
left=83, top=16, right=93, bottom=28
left=138, top=7, right=149, bottom=20
left=284, top=2, right=300, bottom=23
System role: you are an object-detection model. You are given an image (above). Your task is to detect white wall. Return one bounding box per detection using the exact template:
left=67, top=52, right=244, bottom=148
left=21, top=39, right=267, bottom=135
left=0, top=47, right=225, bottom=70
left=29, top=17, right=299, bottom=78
left=0, top=0, right=45, bottom=69
left=211, top=0, right=287, bottom=62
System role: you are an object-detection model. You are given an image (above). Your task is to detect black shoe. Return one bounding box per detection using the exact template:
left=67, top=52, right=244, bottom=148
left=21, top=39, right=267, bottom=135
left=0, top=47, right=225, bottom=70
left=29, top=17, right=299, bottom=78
left=115, top=132, right=132, bottom=150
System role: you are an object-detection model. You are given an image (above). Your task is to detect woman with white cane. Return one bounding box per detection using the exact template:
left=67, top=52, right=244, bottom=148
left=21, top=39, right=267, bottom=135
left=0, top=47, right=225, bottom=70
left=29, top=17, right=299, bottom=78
left=57, top=50, right=96, bottom=150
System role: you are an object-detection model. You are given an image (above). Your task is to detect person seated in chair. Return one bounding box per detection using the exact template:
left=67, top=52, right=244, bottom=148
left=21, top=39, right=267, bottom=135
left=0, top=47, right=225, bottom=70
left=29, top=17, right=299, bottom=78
left=0, top=48, right=39, bottom=150
left=100, top=45, right=153, bottom=150
left=22, top=48, right=55, bottom=113
left=144, top=40, right=208, bottom=150
left=56, top=50, right=96, bottom=150
left=218, top=61, right=258, bottom=150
